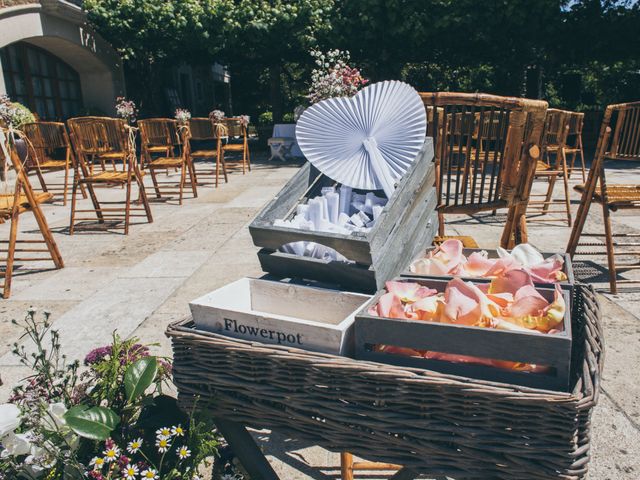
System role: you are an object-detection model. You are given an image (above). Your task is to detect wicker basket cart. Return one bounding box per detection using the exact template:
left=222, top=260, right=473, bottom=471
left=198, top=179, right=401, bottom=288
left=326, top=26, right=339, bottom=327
left=167, top=284, right=603, bottom=480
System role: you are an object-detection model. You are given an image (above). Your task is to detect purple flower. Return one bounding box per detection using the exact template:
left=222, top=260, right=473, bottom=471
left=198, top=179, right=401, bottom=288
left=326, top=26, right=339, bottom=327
left=84, top=346, right=112, bottom=366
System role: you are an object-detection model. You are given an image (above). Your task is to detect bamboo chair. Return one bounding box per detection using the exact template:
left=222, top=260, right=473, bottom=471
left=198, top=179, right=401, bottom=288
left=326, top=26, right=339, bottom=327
left=565, top=111, right=586, bottom=182
left=567, top=100, right=640, bottom=293
left=139, top=119, right=197, bottom=205
left=220, top=117, right=251, bottom=174
left=21, top=121, right=87, bottom=206
left=67, top=117, right=153, bottom=235
left=420, top=92, right=548, bottom=248
left=187, top=118, right=227, bottom=188
left=0, top=128, right=63, bottom=299
left=66, top=116, right=127, bottom=172
left=526, top=109, right=572, bottom=226
left=138, top=118, right=174, bottom=168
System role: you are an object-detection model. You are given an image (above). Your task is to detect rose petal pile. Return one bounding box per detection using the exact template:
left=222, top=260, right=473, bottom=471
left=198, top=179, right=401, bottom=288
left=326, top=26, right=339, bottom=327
left=368, top=273, right=566, bottom=372
left=410, top=240, right=568, bottom=284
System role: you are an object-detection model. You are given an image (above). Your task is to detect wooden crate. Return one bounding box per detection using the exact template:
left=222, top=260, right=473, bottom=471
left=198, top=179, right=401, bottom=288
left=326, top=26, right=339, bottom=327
left=190, top=277, right=370, bottom=355
left=403, top=248, right=575, bottom=290
left=249, top=138, right=438, bottom=292
left=354, top=277, right=573, bottom=391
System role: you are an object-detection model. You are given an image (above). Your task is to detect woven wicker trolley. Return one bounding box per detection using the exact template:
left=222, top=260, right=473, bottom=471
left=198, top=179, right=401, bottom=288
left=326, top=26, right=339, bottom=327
left=167, top=284, right=604, bottom=480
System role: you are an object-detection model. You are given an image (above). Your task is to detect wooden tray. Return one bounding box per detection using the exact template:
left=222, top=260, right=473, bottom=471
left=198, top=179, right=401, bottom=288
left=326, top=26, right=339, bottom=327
left=249, top=138, right=438, bottom=291
left=354, top=277, right=573, bottom=391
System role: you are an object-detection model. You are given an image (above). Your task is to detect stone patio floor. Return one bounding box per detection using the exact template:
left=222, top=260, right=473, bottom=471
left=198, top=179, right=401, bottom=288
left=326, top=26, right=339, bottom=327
left=1, top=154, right=639, bottom=479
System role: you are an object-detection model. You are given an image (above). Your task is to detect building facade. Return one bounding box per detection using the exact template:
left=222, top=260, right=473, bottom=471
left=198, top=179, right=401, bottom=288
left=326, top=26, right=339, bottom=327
left=0, top=0, right=124, bottom=119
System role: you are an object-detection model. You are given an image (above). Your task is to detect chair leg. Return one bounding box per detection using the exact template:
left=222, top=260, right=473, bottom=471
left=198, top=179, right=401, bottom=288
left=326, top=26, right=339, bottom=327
left=124, top=178, right=132, bottom=235
left=149, top=167, right=162, bottom=198
left=3, top=210, right=19, bottom=299
left=340, top=452, right=354, bottom=480
left=34, top=166, right=48, bottom=194
left=601, top=200, right=617, bottom=294
left=214, top=156, right=220, bottom=188
left=541, top=175, right=557, bottom=215
left=69, top=176, right=78, bottom=235
left=221, top=153, right=229, bottom=183
left=560, top=150, right=572, bottom=227
left=438, top=212, right=445, bottom=237
left=578, top=136, right=586, bottom=183
left=62, top=158, right=70, bottom=207
left=136, top=173, right=153, bottom=224
left=247, top=145, right=251, bottom=171
left=188, top=159, right=198, bottom=198
left=178, top=163, right=186, bottom=205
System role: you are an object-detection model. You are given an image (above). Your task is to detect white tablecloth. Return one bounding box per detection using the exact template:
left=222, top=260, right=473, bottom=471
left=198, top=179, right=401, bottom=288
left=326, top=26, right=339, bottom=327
left=272, top=123, right=303, bottom=157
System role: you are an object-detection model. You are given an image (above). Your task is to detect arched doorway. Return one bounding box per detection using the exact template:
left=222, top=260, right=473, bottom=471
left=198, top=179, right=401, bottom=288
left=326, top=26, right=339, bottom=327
left=1, top=41, right=83, bottom=120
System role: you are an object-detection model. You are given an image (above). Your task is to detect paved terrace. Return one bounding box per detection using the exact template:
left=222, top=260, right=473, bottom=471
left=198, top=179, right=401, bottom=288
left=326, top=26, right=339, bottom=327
left=1, top=155, right=639, bottom=479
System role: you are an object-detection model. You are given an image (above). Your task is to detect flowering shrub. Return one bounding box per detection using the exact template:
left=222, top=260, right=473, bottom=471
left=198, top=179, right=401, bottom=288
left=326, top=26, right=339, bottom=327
left=175, top=109, right=192, bottom=125
left=209, top=110, right=225, bottom=123
left=0, top=311, right=220, bottom=480
left=115, top=97, right=138, bottom=124
left=0, top=95, right=36, bottom=129
left=308, top=49, right=368, bottom=104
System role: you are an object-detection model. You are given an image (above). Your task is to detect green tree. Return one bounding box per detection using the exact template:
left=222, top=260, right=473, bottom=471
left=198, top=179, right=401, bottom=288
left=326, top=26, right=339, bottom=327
left=83, top=0, right=227, bottom=113
left=220, top=0, right=335, bottom=121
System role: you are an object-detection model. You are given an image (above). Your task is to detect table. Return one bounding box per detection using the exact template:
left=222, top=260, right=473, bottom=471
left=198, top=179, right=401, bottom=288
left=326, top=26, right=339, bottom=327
left=271, top=123, right=303, bottom=158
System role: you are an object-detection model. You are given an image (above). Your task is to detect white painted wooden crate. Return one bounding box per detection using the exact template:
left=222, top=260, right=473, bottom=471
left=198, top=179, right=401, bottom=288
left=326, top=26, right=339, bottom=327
left=190, top=277, right=371, bottom=355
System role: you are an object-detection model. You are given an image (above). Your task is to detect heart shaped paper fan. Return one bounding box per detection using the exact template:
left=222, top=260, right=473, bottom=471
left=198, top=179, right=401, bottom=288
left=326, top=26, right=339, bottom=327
left=296, top=80, right=426, bottom=198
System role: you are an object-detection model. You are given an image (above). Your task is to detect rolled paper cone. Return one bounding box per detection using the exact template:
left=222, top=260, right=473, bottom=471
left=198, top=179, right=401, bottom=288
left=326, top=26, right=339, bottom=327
left=364, top=192, right=376, bottom=214
left=307, top=198, right=323, bottom=230
left=352, top=192, right=365, bottom=204
left=338, top=212, right=351, bottom=226
left=319, top=195, right=329, bottom=221
left=350, top=213, right=365, bottom=227
left=321, top=186, right=335, bottom=196
left=339, top=185, right=352, bottom=215
left=372, top=204, right=384, bottom=221
left=351, top=201, right=365, bottom=212
left=325, top=192, right=339, bottom=224
left=358, top=211, right=371, bottom=224
left=365, top=220, right=375, bottom=228
left=296, top=204, right=309, bottom=219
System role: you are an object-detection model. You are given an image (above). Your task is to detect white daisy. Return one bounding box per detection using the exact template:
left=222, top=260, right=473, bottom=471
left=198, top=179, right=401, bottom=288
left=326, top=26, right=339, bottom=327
left=122, top=463, right=139, bottom=480
left=127, top=437, right=143, bottom=454
left=89, top=456, right=105, bottom=470
left=155, top=436, right=170, bottom=453
left=155, top=427, right=172, bottom=438
left=176, top=445, right=191, bottom=459
left=171, top=425, right=185, bottom=437
left=103, top=445, right=120, bottom=463
left=141, top=468, right=159, bottom=479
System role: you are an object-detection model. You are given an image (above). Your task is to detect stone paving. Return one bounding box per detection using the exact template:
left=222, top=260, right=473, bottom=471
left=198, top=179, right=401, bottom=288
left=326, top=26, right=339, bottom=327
left=1, top=153, right=639, bottom=479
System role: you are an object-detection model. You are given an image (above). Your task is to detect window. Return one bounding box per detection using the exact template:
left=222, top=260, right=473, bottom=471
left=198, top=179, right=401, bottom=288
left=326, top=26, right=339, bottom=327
left=1, top=42, right=83, bottom=120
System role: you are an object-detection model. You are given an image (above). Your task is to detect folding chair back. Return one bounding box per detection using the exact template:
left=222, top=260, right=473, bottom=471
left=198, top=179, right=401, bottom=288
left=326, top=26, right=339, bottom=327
left=542, top=109, right=570, bottom=158
left=604, top=102, right=640, bottom=161
left=189, top=118, right=218, bottom=141
left=68, top=116, right=131, bottom=166
left=420, top=92, right=547, bottom=247
left=22, top=122, right=69, bottom=150
left=138, top=118, right=181, bottom=149
left=219, top=117, right=250, bottom=174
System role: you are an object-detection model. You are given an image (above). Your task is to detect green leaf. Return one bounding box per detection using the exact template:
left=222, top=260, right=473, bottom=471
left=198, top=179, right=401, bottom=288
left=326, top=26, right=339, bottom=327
left=64, top=405, right=119, bottom=441
left=125, top=356, right=159, bottom=403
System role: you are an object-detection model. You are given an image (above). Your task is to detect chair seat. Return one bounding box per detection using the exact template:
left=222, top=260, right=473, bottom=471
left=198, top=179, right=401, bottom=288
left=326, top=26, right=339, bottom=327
left=222, top=144, right=245, bottom=151
left=433, top=235, right=479, bottom=248
left=39, top=160, right=67, bottom=169
left=147, top=146, right=171, bottom=153
left=190, top=150, right=218, bottom=158
left=95, top=151, right=126, bottom=159
left=574, top=183, right=640, bottom=209
left=148, top=157, right=183, bottom=168
left=0, top=192, right=54, bottom=219
left=85, top=171, right=130, bottom=183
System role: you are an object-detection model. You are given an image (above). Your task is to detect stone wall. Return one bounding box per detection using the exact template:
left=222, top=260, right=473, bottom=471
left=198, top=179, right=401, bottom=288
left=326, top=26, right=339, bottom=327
left=0, top=0, right=38, bottom=7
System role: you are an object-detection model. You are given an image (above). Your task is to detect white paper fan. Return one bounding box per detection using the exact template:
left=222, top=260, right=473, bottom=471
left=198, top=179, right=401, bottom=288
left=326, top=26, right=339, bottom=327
left=296, top=80, right=427, bottom=198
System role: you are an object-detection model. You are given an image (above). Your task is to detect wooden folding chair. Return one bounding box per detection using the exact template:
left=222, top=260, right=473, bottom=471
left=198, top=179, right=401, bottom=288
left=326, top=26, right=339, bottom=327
left=0, top=128, right=63, bottom=299
left=21, top=121, right=83, bottom=206
left=567, top=100, right=640, bottom=294
left=67, top=117, right=153, bottom=235
left=139, top=118, right=197, bottom=205
left=220, top=117, right=251, bottom=174
left=138, top=118, right=174, bottom=168
left=420, top=92, right=548, bottom=248
left=565, top=111, right=586, bottom=182
left=187, top=118, right=227, bottom=188
left=526, top=108, right=572, bottom=226
left=66, top=116, right=128, bottom=173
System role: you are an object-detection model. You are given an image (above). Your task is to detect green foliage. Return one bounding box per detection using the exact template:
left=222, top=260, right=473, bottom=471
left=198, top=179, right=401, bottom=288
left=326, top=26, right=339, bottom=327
left=64, top=405, right=120, bottom=441
left=125, top=357, right=159, bottom=403
left=258, top=111, right=273, bottom=125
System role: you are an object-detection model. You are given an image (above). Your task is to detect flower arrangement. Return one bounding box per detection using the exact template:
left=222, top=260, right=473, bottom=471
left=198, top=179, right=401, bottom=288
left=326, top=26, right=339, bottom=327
left=238, top=115, right=249, bottom=128
left=174, top=109, right=192, bottom=125
left=209, top=110, right=225, bottom=123
left=0, top=310, right=221, bottom=480
left=0, top=94, right=36, bottom=129
left=410, top=240, right=568, bottom=283
left=368, top=273, right=566, bottom=371
left=115, top=97, right=138, bottom=124
left=308, top=49, right=368, bottom=104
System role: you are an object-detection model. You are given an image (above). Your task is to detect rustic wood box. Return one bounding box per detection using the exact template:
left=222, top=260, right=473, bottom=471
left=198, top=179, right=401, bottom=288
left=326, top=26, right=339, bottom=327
left=249, top=138, right=438, bottom=293
left=403, top=247, right=575, bottom=290
left=354, top=277, right=573, bottom=391
left=190, top=277, right=371, bottom=355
